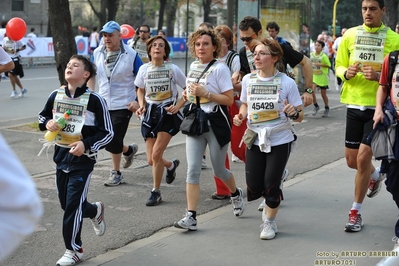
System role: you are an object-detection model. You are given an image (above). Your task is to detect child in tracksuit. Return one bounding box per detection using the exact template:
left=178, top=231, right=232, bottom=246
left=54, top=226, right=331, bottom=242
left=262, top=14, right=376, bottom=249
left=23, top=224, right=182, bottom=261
left=38, top=55, right=114, bottom=266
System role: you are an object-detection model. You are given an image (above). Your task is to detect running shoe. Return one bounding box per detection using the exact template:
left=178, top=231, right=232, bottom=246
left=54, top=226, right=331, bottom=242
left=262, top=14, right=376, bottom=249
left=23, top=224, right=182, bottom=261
left=260, top=220, right=278, bottom=240
left=367, top=167, right=386, bottom=198
left=258, top=199, right=266, bottom=211
left=19, top=88, right=27, bottom=97
left=56, top=249, right=83, bottom=266
left=91, top=202, right=105, bottom=236
left=121, top=143, right=138, bottom=168
left=344, top=209, right=363, bottom=232
left=10, top=90, right=17, bottom=98
left=146, top=190, right=162, bottom=206
left=322, top=108, right=330, bottom=117
left=312, top=105, right=320, bottom=116
left=166, top=159, right=179, bottom=184
left=393, top=236, right=399, bottom=250
left=104, top=170, right=124, bottom=186
left=230, top=187, right=245, bottom=217
left=174, top=211, right=197, bottom=231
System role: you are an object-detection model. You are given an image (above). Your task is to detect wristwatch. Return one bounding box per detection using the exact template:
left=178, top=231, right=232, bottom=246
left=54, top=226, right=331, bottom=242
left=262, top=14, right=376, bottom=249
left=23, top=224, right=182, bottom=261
left=305, top=88, right=313, bottom=94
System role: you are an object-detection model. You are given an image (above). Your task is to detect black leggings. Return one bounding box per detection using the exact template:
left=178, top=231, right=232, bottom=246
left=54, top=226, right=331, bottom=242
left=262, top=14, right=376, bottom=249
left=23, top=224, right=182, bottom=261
left=245, top=142, right=292, bottom=209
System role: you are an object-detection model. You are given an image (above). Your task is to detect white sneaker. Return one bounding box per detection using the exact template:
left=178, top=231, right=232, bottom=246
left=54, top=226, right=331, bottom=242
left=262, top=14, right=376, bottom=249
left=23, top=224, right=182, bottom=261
left=393, top=236, right=399, bottom=250
left=56, top=249, right=83, bottom=266
left=174, top=211, right=197, bottom=231
left=231, top=154, right=240, bottom=162
left=258, top=199, right=265, bottom=211
left=121, top=143, right=138, bottom=168
left=91, top=202, right=105, bottom=236
left=260, top=221, right=278, bottom=240
left=201, top=155, right=207, bottom=169
left=19, top=88, right=27, bottom=97
left=230, top=187, right=245, bottom=217
left=10, top=90, right=17, bottom=98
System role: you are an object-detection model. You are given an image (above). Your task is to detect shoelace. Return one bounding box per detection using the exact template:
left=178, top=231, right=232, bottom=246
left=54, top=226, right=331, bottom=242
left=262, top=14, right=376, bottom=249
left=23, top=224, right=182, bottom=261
left=260, top=221, right=274, bottom=232
left=349, top=211, right=359, bottom=224
left=392, top=236, right=399, bottom=244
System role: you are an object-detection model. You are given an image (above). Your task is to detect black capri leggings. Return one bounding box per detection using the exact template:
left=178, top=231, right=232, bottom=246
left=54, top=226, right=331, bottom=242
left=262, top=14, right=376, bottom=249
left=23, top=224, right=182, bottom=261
left=245, top=142, right=292, bottom=209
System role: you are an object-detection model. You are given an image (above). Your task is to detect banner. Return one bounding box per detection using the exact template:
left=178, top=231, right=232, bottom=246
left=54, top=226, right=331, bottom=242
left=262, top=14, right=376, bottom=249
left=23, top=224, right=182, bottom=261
left=18, top=36, right=89, bottom=57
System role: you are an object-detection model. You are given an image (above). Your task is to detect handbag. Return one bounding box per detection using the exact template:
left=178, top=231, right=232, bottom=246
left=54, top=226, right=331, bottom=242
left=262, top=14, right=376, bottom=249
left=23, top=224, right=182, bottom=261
left=180, top=59, right=216, bottom=136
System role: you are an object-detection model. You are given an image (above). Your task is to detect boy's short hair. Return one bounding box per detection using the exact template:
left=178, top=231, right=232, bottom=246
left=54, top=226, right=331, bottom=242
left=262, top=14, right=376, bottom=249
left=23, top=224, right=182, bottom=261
left=69, top=55, right=96, bottom=81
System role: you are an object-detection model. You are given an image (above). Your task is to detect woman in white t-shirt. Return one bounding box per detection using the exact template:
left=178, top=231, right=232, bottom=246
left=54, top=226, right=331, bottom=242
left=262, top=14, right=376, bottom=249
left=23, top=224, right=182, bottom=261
left=134, top=35, right=186, bottom=207
left=233, top=38, right=304, bottom=240
left=89, top=27, right=99, bottom=54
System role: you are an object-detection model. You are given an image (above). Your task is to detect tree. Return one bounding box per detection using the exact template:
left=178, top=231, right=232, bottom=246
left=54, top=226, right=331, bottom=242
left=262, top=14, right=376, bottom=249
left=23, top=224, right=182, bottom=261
left=203, top=0, right=212, bottom=23
left=158, top=0, right=167, bottom=30
left=166, top=0, right=179, bottom=36
left=87, top=0, right=121, bottom=27
left=48, top=0, right=76, bottom=85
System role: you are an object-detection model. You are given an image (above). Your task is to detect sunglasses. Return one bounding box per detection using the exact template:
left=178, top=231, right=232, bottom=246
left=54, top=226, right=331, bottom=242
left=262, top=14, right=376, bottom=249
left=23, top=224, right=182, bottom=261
left=240, top=34, right=257, bottom=42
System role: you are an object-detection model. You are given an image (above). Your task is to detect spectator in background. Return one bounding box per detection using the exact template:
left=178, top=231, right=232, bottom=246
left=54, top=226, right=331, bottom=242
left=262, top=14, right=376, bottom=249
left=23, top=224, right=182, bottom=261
left=299, top=23, right=310, bottom=57
left=2, top=36, right=27, bottom=98
left=89, top=26, right=100, bottom=56
left=396, top=22, right=399, bottom=34
left=198, top=22, right=214, bottom=31
left=157, top=30, right=174, bottom=60
left=332, top=27, right=347, bottom=91
left=26, top=27, right=37, bottom=38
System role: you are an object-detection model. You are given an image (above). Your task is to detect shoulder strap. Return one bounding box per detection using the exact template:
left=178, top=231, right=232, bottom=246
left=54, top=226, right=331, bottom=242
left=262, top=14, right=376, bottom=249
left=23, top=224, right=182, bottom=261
left=195, top=59, right=217, bottom=106
left=226, top=50, right=238, bottom=71
left=388, top=51, right=399, bottom=91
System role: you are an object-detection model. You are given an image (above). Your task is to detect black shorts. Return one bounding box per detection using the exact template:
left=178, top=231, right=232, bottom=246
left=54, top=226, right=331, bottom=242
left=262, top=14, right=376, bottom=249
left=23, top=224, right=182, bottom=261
left=105, top=109, right=132, bottom=154
left=345, top=108, right=374, bottom=149
left=6, top=57, right=24, bottom=78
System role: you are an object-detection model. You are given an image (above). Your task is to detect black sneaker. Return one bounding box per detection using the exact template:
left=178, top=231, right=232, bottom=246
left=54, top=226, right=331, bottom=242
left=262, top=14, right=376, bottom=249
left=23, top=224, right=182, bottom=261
left=166, top=159, right=180, bottom=184
left=146, top=190, right=162, bottom=206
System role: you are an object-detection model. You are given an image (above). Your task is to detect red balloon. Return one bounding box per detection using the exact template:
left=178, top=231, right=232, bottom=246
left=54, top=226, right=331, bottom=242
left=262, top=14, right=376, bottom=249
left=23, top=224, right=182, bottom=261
left=120, top=24, right=135, bottom=39
left=6, top=17, right=27, bottom=41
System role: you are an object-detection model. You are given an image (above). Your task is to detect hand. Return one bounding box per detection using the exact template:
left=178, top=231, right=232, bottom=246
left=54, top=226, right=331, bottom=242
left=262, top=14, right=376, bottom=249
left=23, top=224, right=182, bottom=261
left=165, top=104, right=177, bottom=114
left=68, top=141, right=85, bottom=156
left=345, top=62, right=362, bottom=79
left=362, top=65, right=378, bottom=81
left=46, top=119, right=61, bottom=132
left=127, top=101, right=139, bottom=112
left=372, top=107, right=384, bottom=129
left=232, top=71, right=242, bottom=85
left=135, top=106, right=146, bottom=117
left=233, top=113, right=244, bottom=126
left=283, top=100, right=298, bottom=117
left=301, top=92, right=313, bottom=107
left=189, top=83, right=206, bottom=97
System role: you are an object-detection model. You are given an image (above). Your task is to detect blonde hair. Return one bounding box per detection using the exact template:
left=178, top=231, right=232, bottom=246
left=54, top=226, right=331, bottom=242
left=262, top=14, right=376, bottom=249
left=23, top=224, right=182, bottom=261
left=187, top=30, right=222, bottom=59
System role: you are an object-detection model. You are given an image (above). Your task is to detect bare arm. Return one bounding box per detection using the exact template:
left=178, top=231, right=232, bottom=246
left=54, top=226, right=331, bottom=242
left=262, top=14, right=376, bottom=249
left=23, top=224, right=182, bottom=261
left=0, top=61, right=14, bottom=73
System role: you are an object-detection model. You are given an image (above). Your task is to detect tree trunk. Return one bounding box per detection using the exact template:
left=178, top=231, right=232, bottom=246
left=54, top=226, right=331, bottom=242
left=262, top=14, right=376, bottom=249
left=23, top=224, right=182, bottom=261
left=203, top=0, right=212, bottom=23
left=166, top=0, right=178, bottom=36
left=48, top=0, right=77, bottom=85
left=107, top=0, right=120, bottom=21
left=158, top=0, right=167, bottom=30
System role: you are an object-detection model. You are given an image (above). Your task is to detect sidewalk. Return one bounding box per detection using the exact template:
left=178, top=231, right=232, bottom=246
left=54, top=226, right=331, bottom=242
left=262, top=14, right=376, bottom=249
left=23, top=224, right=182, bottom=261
left=82, top=159, right=398, bottom=266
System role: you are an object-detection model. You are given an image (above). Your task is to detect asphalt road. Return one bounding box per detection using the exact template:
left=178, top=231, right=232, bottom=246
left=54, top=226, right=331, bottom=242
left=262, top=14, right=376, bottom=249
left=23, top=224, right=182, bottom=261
left=0, top=63, right=348, bottom=266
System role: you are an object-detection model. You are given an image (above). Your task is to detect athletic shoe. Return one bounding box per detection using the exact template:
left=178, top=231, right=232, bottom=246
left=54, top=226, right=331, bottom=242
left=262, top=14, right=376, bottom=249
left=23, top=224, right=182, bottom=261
left=19, top=88, right=27, bottom=97
left=367, top=167, right=386, bottom=198
left=258, top=199, right=266, bottom=211
left=166, top=159, right=180, bottom=184
left=232, top=154, right=240, bottom=162
left=322, top=108, right=330, bottom=117
left=56, top=249, right=83, bottom=266
left=121, top=143, right=138, bottom=168
left=174, top=211, right=197, bottom=231
left=104, top=170, right=124, bottom=186
left=260, top=220, right=278, bottom=240
left=91, top=202, right=105, bottom=236
left=344, top=209, right=363, bottom=232
left=312, top=105, right=320, bottom=116
left=230, top=187, right=245, bottom=217
left=10, top=90, right=17, bottom=98
left=201, top=155, right=207, bottom=169
left=211, top=192, right=230, bottom=200
left=392, top=236, right=399, bottom=250
left=146, top=190, right=162, bottom=206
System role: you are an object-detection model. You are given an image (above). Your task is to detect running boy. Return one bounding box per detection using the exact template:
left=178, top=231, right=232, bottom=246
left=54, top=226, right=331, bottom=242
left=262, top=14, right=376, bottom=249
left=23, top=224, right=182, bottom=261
left=310, top=40, right=331, bottom=117
left=38, top=55, right=114, bottom=266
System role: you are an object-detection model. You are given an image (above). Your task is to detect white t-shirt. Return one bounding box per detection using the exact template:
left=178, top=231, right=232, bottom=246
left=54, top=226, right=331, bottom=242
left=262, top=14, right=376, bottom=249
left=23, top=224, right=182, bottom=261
left=26, top=32, right=37, bottom=38
left=0, top=28, right=6, bottom=45
left=2, top=37, right=25, bottom=58
left=218, top=50, right=240, bottom=75
left=0, top=48, right=12, bottom=65
left=135, top=63, right=186, bottom=103
left=89, top=31, right=99, bottom=47
left=240, top=71, right=302, bottom=147
left=0, top=134, right=43, bottom=262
